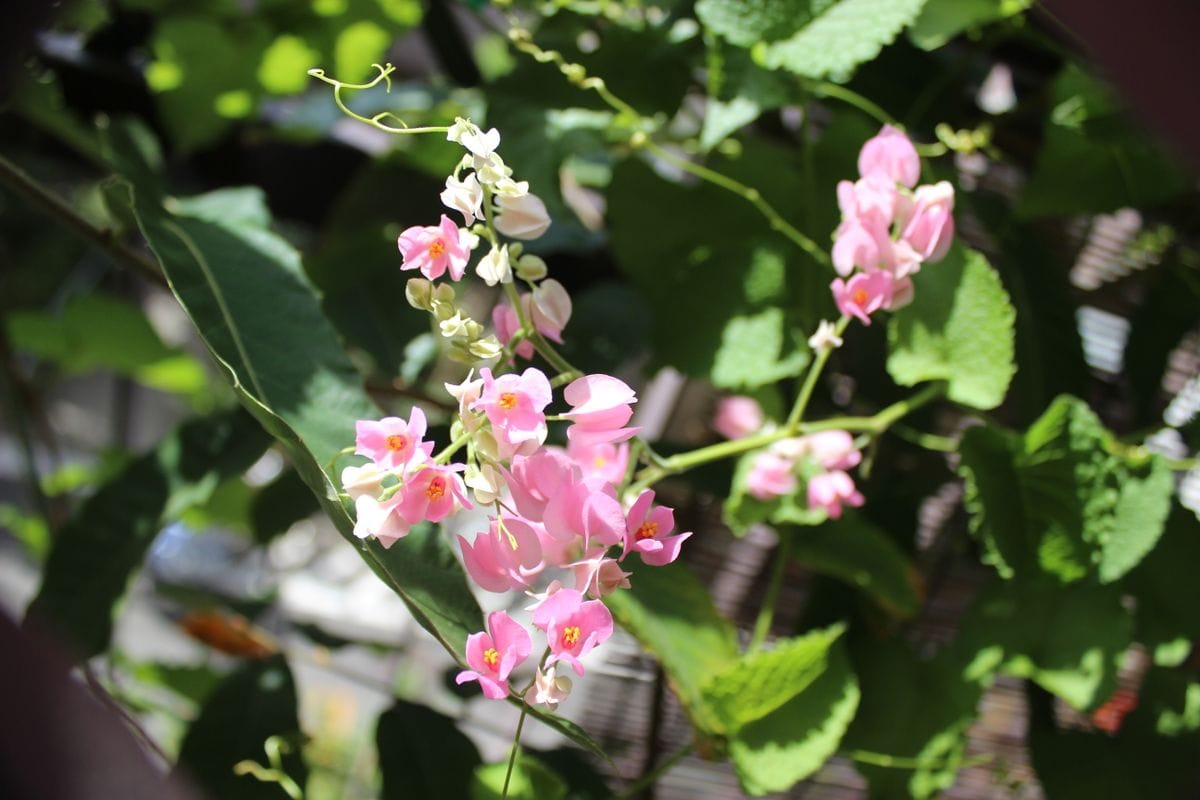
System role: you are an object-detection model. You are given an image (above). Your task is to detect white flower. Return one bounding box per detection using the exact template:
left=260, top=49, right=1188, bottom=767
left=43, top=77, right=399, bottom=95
left=473, top=152, right=512, bottom=185
left=476, top=244, right=512, bottom=286
left=494, top=193, right=551, bottom=241
left=440, top=173, right=484, bottom=226
left=439, top=312, right=470, bottom=339
left=464, top=462, right=505, bottom=505
left=352, top=495, right=408, bottom=547
left=524, top=666, right=572, bottom=710
left=460, top=126, right=500, bottom=158
left=532, top=278, right=572, bottom=331
left=341, top=463, right=385, bottom=500
left=808, top=319, right=844, bottom=353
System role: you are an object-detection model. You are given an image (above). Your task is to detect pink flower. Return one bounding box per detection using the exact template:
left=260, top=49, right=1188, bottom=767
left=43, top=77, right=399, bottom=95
left=395, top=463, right=471, bottom=525
left=804, top=430, right=862, bottom=471
left=837, top=173, right=900, bottom=227
left=621, top=489, right=691, bottom=567
left=568, top=553, right=632, bottom=598
left=807, top=470, right=865, bottom=520
left=352, top=494, right=410, bottom=548
left=832, top=215, right=893, bottom=276
left=713, top=396, right=764, bottom=440
left=355, top=409, right=434, bottom=473
left=899, top=181, right=955, bottom=263
left=530, top=279, right=571, bottom=340
left=889, top=276, right=915, bottom=310
left=562, top=374, right=641, bottom=446
left=472, top=367, right=553, bottom=454
left=746, top=452, right=797, bottom=500
left=440, top=173, right=484, bottom=226
left=532, top=587, right=614, bottom=676
left=567, top=440, right=629, bottom=487
left=831, top=271, right=895, bottom=325
left=456, top=611, right=531, bottom=700
left=506, top=449, right=579, bottom=522
left=458, top=514, right=545, bottom=592
left=492, top=303, right=535, bottom=360
left=542, top=479, right=626, bottom=550
left=398, top=214, right=471, bottom=281
left=857, top=124, right=920, bottom=188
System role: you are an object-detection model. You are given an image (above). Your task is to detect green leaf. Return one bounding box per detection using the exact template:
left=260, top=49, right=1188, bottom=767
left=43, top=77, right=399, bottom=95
left=471, top=755, right=568, bottom=800
left=791, top=514, right=921, bottom=617
left=958, top=424, right=1030, bottom=579
left=175, top=655, right=308, bottom=800
left=710, top=307, right=809, bottom=390
left=1029, top=724, right=1200, bottom=800
left=25, top=409, right=268, bottom=658
left=696, top=0, right=837, bottom=48
left=1125, top=259, right=1200, bottom=424
left=1020, top=65, right=1190, bottom=217
left=887, top=244, right=1016, bottom=410
left=1126, top=504, right=1200, bottom=658
left=1098, top=455, right=1173, bottom=583
left=702, top=623, right=845, bottom=731
left=701, top=43, right=795, bottom=149
left=6, top=293, right=207, bottom=395
left=250, top=467, right=321, bottom=544
left=725, top=638, right=860, bottom=795
left=377, top=700, right=481, bottom=799
left=754, top=0, right=930, bottom=81
left=605, top=560, right=740, bottom=734
left=906, top=0, right=1030, bottom=50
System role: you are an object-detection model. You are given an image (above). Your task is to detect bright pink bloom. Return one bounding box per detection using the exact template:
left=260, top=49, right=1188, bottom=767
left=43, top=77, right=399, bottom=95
left=713, top=396, right=764, bottom=440
left=542, top=479, right=626, bottom=550
left=395, top=463, right=471, bottom=525
left=352, top=494, right=410, bottom=548
left=562, top=374, right=641, bottom=446
left=832, top=215, right=893, bottom=276
left=568, top=440, right=629, bottom=487
left=355, top=409, right=434, bottom=472
left=804, top=430, right=861, bottom=471
left=506, top=449, right=579, bottom=522
left=492, top=303, right=535, bottom=360
left=472, top=367, right=553, bottom=454
left=398, top=214, right=471, bottom=281
left=621, top=489, right=691, bottom=567
left=456, top=611, right=531, bottom=699
left=807, top=470, right=865, bottom=520
left=858, top=124, right=920, bottom=188
left=832, top=271, right=895, bottom=325
left=458, top=514, right=545, bottom=592
left=899, top=181, right=955, bottom=263
left=746, top=452, right=797, bottom=500
left=532, top=587, right=614, bottom=676
left=837, top=173, right=900, bottom=227
left=569, top=553, right=631, bottom=598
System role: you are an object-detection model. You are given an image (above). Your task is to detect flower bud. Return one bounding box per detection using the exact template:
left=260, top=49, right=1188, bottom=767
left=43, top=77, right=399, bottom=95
left=468, top=335, right=504, bottom=361
left=405, top=278, right=433, bottom=310
left=516, top=254, right=548, bottom=281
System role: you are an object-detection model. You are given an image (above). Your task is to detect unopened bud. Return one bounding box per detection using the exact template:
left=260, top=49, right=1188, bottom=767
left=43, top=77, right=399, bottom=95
left=468, top=335, right=503, bottom=360
left=405, top=278, right=432, bottom=310
left=516, top=254, right=548, bottom=281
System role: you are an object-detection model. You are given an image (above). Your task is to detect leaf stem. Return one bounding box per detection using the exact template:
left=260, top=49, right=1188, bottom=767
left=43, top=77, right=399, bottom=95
left=501, top=704, right=529, bottom=800
left=802, top=80, right=897, bottom=127
left=0, top=152, right=165, bottom=287
left=615, top=741, right=694, bottom=799
left=786, top=316, right=851, bottom=429
left=307, top=64, right=450, bottom=136
left=434, top=429, right=473, bottom=465
left=849, top=749, right=992, bottom=771
left=748, top=530, right=794, bottom=652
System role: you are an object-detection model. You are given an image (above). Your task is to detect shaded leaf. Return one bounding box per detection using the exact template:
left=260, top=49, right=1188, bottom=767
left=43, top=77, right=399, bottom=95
left=250, top=467, right=320, bottom=545
left=907, top=0, right=1030, bottom=50
left=377, top=700, right=481, bottom=799
left=471, top=754, right=567, bottom=800
left=697, top=0, right=837, bottom=48
left=1099, top=455, right=1173, bottom=582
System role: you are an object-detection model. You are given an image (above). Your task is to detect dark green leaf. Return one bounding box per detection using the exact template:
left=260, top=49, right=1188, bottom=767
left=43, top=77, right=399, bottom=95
left=1125, top=504, right=1200, bottom=661
left=377, top=700, right=481, bottom=799
left=471, top=754, right=567, bottom=800
left=887, top=244, right=1016, bottom=410
left=25, top=408, right=268, bottom=658
left=175, top=655, right=308, bottom=800
left=1125, top=259, right=1200, bottom=424
left=697, top=0, right=837, bottom=48
left=250, top=467, right=320, bottom=545
left=906, top=0, right=1030, bottom=50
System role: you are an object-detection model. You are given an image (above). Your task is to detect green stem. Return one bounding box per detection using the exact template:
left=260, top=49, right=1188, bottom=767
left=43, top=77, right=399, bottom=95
left=892, top=424, right=957, bottom=452
left=434, top=429, right=473, bottom=465
left=307, top=64, right=449, bottom=136
left=503, top=282, right=582, bottom=379
left=849, top=749, right=992, bottom=771
left=641, top=139, right=830, bottom=268
left=786, top=316, right=851, bottom=428
left=748, top=531, right=793, bottom=652
left=615, top=741, right=694, bottom=799
left=501, top=705, right=529, bottom=800
left=802, top=80, right=896, bottom=127
left=0, top=153, right=165, bottom=287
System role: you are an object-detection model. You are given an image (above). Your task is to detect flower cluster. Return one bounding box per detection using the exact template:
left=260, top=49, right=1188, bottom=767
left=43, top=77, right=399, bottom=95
left=713, top=397, right=866, bottom=520
left=830, top=125, right=955, bottom=324
left=343, top=119, right=691, bottom=710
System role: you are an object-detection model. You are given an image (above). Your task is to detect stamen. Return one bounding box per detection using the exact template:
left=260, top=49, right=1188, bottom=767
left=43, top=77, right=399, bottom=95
left=499, top=392, right=518, bottom=410
left=636, top=521, right=659, bottom=541
left=426, top=477, right=446, bottom=501
left=483, top=647, right=499, bottom=671
left=430, top=240, right=446, bottom=257
left=385, top=434, right=408, bottom=452
left=561, top=625, right=581, bottom=648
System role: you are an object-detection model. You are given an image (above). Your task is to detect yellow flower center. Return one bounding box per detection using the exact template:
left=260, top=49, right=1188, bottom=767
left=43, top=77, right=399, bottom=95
left=636, top=521, right=659, bottom=541
left=430, top=239, right=446, bottom=258
left=561, top=625, right=581, bottom=648
left=852, top=288, right=869, bottom=305
left=385, top=434, right=408, bottom=452
left=499, top=392, right=518, bottom=410
left=425, top=477, right=446, bottom=502
left=483, top=647, right=499, bottom=671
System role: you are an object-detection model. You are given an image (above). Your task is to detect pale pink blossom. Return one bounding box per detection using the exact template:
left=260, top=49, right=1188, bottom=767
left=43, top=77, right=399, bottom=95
left=746, top=452, right=797, bottom=500
left=456, top=611, right=530, bottom=700
left=524, top=665, right=572, bottom=710
left=832, top=215, right=893, bottom=276
left=889, top=276, right=915, bottom=310
left=569, top=553, right=632, bottom=598
left=352, top=494, right=410, bottom=548
left=567, top=440, right=629, bottom=487
left=397, top=214, right=471, bottom=281
left=492, top=303, right=535, bottom=360
left=899, top=181, right=956, bottom=262
left=837, top=173, right=900, bottom=226
left=530, top=279, right=572, bottom=337
left=395, top=463, right=471, bottom=525
left=354, top=409, right=434, bottom=472
left=458, top=514, right=545, bottom=592
left=831, top=271, right=895, bottom=325
left=532, top=587, right=614, bottom=676
left=621, top=489, right=691, bottom=567
left=713, top=396, right=764, bottom=440
left=807, top=470, right=865, bottom=520
left=341, top=462, right=385, bottom=500
left=857, top=124, right=920, bottom=188
left=472, top=367, right=552, bottom=453
left=542, top=479, right=626, bottom=550
left=804, top=430, right=862, bottom=471
left=494, top=192, right=551, bottom=240
left=440, top=173, right=484, bottom=226
left=562, top=374, right=641, bottom=446
left=890, top=239, right=924, bottom=279
left=506, top=449, right=579, bottom=522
